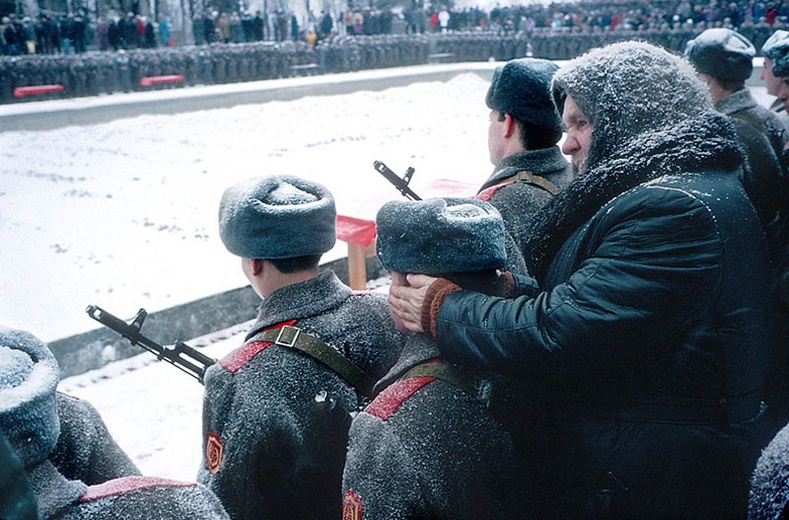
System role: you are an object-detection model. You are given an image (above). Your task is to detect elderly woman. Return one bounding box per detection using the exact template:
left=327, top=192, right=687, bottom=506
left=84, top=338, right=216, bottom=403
left=389, top=41, right=773, bottom=519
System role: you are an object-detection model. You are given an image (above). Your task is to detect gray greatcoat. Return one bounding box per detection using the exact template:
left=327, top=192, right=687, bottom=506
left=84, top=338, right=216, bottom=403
left=750, top=421, right=789, bottom=519
left=342, top=335, right=524, bottom=520
left=716, top=87, right=789, bottom=253
left=198, top=270, right=403, bottom=520
left=476, top=147, right=573, bottom=275
left=49, top=393, right=140, bottom=485
left=718, top=89, right=789, bottom=435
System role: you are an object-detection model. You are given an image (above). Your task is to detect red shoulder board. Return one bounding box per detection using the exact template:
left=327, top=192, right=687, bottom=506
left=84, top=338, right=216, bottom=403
left=476, top=182, right=513, bottom=202
left=219, top=320, right=297, bottom=373
left=343, top=489, right=363, bottom=520
left=79, top=476, right=195, bottom=502
left=364, top=376, right=434, bottom=421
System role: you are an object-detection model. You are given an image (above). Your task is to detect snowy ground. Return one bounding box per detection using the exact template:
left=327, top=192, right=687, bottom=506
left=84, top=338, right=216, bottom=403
left=1, top=71, right=495, bottom=482
left=0, top=71, right=492, bottom=344
left=1, top=71, right=776, bottom=483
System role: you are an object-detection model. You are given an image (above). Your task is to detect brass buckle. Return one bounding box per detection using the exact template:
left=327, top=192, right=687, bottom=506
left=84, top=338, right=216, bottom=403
left=274, top=325, right=300, bottom=348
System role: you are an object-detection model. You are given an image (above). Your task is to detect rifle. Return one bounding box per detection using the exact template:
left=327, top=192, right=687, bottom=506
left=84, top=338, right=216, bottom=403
left=86, top=305, right=216, bottom=384
left=373, top=160, right=422, bottom=201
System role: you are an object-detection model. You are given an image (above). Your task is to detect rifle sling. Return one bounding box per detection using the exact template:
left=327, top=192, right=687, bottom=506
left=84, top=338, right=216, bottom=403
left=497, top=170, right=559, bottom=196
left=397, top=361, right=485, bottom=402
left=249, top=326, right=376, bottom=399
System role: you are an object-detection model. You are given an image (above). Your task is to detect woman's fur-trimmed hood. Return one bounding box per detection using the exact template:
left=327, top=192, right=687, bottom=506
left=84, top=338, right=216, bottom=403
left=526, top=42, right=745, bottom=281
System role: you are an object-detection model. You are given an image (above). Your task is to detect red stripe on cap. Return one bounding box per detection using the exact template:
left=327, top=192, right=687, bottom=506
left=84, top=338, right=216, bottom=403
left=219, top=320, right=297, bottom=373
left=365, top=377, right=434, bottom=421
left=79, top=476, right=195, bottom=502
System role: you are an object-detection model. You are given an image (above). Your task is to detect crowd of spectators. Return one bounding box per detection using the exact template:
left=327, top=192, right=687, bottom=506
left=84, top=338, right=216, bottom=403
left=410, top=0, right=789, bottom=35
left=4, top=0, right=789, bottom=57
left=4, top=0, right=789, bottom=104
left=1, top=12, right=91, bottom=55
left=0, top=0, right=789, bottom=56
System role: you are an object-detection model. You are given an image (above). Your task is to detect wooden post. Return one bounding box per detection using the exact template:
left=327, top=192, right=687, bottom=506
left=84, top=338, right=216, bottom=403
left=335, top=214, right=377, bottom=291
left=347, top=242, right=376, bottom=291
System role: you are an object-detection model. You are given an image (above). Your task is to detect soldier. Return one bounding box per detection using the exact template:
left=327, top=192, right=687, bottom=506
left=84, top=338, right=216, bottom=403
left=116, top=50, right=132, bottom=92
left=761, top=29, right=789, bottom=126
left=478, top=57, right=574, bottom=275
left=686, top=28, right=789, bottom=434
left=198, top=47, right=214, bottom=84
left=685, top=28, right=789, bottom=256
left=0, top=326, right=230, bottom=520
left=49, top=392, right=141, bottom=485
left=750, top=27, right=789, bottom=442
left=750, top=420, right=789, bottom=519
left=197, top=175, right=403, bottom=520
left=342, top=197, right=526, bottom=519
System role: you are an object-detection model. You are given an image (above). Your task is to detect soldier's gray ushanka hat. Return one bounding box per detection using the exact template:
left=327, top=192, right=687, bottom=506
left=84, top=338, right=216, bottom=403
left=0, top=327, right=61, bottom=468
left=219, top=175, right=337, bottom=260
left=376, top=197, right=506, bottom=275
left=684, top=28, right=755, bottom=82
left=763, top=30, right=789, bottom=77
left=486, top=57, right=562, bottom=132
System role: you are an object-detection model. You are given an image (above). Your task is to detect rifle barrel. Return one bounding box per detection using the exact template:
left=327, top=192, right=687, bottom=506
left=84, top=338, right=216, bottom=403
left=86, top=304, right=216, bottom=384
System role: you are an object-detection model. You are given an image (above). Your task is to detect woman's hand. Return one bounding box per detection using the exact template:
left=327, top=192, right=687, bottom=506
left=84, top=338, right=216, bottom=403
left=387, top=274, right=438, bottom=335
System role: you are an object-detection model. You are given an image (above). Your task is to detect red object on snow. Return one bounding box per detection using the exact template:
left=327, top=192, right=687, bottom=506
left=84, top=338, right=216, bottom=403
left=335, top=215, right=376, bottom=247
left=13, top=84, right=64, bottom=97
left=139, top=75, right=184, bottom=87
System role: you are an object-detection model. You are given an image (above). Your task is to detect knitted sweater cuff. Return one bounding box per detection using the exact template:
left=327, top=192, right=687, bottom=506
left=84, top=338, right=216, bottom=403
left=421, top=278, right=461, bottom=338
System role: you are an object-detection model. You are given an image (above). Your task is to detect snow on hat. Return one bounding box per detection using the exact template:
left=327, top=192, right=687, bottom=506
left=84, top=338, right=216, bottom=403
left=375, top=197, right=506, bottom=275
left=218, top=175, right=336, bottom=260
left=684, top=28, right=755, bottom=82
left=486, top=58, right=562, bottom=132
left=553, top=41, right=711, bottom=172
left=763, top=30, right=789, bottom=77
left=0, top=327, right=60, bottom=468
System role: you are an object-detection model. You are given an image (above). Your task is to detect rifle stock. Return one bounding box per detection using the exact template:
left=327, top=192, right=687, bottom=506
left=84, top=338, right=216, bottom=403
left=373, top=160, right=422, bottom=201
left=86, top=305, right=216, bottom=384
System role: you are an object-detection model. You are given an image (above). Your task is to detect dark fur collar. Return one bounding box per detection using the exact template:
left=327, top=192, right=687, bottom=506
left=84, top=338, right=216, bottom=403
left=524, top=112, right=745, bottom=282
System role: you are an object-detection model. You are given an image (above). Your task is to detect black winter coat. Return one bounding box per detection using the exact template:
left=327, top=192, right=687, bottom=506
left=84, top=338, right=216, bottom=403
left=433, top=112, right=772, bottom=519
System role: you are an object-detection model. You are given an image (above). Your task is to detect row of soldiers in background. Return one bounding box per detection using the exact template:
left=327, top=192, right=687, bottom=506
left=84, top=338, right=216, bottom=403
left=2, top=23, right=786, bottom=105
left=428, top=24, right=779, bottom=62
left=0, top=36, right=429, bottom=103
left=1, top=12, right=88, bottom=56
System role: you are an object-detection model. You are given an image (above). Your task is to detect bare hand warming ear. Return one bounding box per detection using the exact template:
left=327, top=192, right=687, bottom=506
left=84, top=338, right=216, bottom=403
left=387, top=274, right=438, bottom=335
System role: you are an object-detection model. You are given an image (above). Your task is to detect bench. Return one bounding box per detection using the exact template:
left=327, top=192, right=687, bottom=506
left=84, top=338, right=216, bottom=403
left=13, top=84, right=64, bottom=97
left=290, top=63, right=320, bottom=76
left=139, top=75, right=184, bottom=87
left=427, top=52, right=455, bottom=64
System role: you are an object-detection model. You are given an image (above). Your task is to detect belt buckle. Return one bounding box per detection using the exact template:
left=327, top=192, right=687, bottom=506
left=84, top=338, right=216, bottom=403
left=275, top=325, right=300, bottom=348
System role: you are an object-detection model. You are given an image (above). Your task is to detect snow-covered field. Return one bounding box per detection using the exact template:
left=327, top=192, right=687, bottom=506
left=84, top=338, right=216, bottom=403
left=0, top=72, right=492, bottom=344
left=1, top=70, right=776, bottom=483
